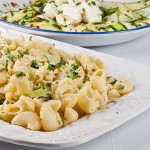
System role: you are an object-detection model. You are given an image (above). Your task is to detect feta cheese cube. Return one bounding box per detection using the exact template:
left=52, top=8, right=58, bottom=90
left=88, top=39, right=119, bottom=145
left=55, top=0, right=66, bottom=6
left=78, top=2, right=102, bottom=23
left=57, top=4, right=82, bottom=23
left=56, top=14, right=66, bottom=26
left=43, top=3, right=58, bottom=19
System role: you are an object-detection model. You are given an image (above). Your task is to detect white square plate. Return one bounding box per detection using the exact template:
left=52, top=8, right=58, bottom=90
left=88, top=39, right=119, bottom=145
left=0, top=27, right=150, bottom=149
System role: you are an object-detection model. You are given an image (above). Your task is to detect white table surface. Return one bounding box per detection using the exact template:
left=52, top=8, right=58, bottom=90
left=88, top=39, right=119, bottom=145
left=0, top=32, right=150, bottom=150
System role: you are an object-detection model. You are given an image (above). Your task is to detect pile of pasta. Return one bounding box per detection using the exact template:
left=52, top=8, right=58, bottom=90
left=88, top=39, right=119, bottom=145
left=0, top=35, right=133, bottom=132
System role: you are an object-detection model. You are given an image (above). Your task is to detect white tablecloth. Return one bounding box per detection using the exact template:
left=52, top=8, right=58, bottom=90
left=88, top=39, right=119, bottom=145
left=0, top=32, right=150, bottom=150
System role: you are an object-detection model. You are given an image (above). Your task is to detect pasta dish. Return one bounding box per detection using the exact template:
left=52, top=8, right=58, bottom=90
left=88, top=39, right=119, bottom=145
left=0, top=35, right=133, bottom=131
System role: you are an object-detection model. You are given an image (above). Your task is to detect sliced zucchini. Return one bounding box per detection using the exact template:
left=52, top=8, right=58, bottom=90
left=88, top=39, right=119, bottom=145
left=1, top=11, right=25, bottom=22
left=134, top=11, right=150, bottom=18
left=86, top=24, right=100, bottom=32
left=75, top=24, right=86, bottom=32
left=26, top=22, right=59, bottom=30
left=121, top=22, right=136, bottom=29
left=104, top=12, right=119, bottom=23
left=104, top=27, right=115, bottom=31
left=119, top=13, right=134, bottom=22
left=112, top=23, right=127, bottom=31
left=101, top=7, right=119, bottom=16
left=99, top=29, right=106, bottom=32
left=62, top=25, right=76, bottom=32
left=125, top=0, right=150, bottom=11
left=30, top=0, right=38, bottom=5
left=133, top=19, right=150, bottom=27
left=100, top=1, right=119, bottom=9
left=36, top=15, right=57, bottom=24
left=117, top=3, right=136, bottom=19
left=23, top=6, right=39, bottom=17
left=82, top=29, right=92, bottom=32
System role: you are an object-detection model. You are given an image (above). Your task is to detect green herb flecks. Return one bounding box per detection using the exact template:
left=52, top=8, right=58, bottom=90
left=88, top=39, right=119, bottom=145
left=24, top=94, right=29, bottom=97
left=76, top=2, right=81, bottom=5
left=25, top=49, right=29, bottom=55
left=39, top=0, right=46, bottom=3
left=7, top=54, right=15, bottom=62
left=56, top=58, right=66, bottom=68
left=29, top=82, right=52, bottom=99
left=3, top=4, right=7, bottom=7
left=48, top=58, right=66, bottom=71
left=66, top=63, right=80, bottom=79
left=30, top=60, right=39, bottom=69
left=71, top=63, right=78, bottom=70
left=91, top=1, right=96, bottom=5
left=16, top=72, right=25, bottom=78
left=48, top=64, right=55, bottom=71
left=118, top=85, right=125, bottom=91
left=67, top=70, right=79, bottom=78
left=18, top=50, right=24, bottom=58
left=58, top=120, right=61, bottom=125
left=0, top=98, right=4, bottom=105
left=109, top=79, right=118, bottom=85
left=10, top=11, right=14, bottom=16
left=2, top=15, right=7, bottom=20
left=29, top=36, right=32, bottom=41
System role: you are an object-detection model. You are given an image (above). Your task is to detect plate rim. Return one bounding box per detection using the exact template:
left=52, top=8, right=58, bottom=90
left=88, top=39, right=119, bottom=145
left=0, top=106, right=149, bottom=149
left=0, top=19, right=150, bottom=35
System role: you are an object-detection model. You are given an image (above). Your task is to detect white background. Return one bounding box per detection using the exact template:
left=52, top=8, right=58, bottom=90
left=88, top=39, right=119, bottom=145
left=0, top=31, right=150, bottom=150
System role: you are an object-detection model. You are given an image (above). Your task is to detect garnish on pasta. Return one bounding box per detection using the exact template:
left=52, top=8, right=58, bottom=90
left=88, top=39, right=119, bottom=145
left=0, top=35, right=133, bottom=131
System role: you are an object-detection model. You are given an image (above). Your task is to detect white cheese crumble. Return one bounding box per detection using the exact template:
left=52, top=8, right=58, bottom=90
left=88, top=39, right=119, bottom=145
left=43, top=0, right=102, bottom=25
left=43, top=3, right=58, bottom=19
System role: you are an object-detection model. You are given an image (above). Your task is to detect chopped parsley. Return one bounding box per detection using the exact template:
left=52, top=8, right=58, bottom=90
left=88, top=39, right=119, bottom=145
left=66, top=63, right=80, bottom=78
left=0, top=98, right=4, bottom=105
left=39, top=0, right=46, bottom=3
left=30, top=60, right=39, bottom=69
left=24, top=94, right=29, bottom=97
left=7, top=48, right=11, bottom=54
left=118, top=85, right=125, bottom=91
left=29, top=36, right=32, bottom=41
left=16, top=72, right=25, bottom=78
left=7, top=54, right=15, bottom=62
left=109, top=79, right=118, bottom=85
left=38, top=82, right=52, bottom=98
left=71, top=63, right=78, bottom=70
left=3, top=4, right=7, bottom=7
left=58, top=120, right=61, bottom=125
left=48, top=64, right=55, bottom=71
left=10, top=11, right=14, bottom=16
left=56, top=58, right=66, bottom=68
left=18, top=50, right=24, bottom=58
left=106, top=76, right=111, bottom=79
left=47, top=58, right=66, bottom=71
left=91, top=1, right=96, bottom=5
left=67, top=70, right=79, bottom=78
left=25, top=49, right=29, bottom=55
left=76, top=2, right=81, bottom=5
left=2, top=15, right=7, bottom=20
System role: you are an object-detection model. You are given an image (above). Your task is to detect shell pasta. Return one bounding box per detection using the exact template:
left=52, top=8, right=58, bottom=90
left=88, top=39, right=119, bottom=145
left=0, top=35, right=133, bottom=132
